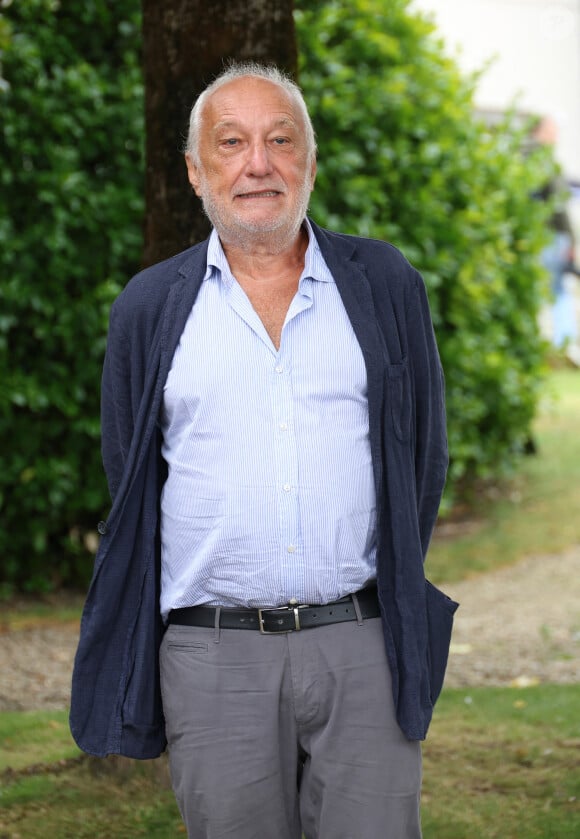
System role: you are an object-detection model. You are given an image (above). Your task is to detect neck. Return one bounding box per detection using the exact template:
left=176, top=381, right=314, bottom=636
left=221, top=224, right=308, bottom=283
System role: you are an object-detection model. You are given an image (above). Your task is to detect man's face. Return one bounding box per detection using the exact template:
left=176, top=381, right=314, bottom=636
left=186, top=76, right=316, bottom=251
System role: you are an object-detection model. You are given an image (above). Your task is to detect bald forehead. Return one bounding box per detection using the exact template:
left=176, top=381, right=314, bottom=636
left=200, top=76, right=302, bottom=130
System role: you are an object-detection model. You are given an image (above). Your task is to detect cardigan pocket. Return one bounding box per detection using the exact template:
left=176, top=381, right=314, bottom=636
left=425, top=579, right=459, bottom=704
left=386, top=357, right=412, bottom=442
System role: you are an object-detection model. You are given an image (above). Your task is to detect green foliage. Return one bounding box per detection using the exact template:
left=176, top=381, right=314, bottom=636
left=295, top=0, right=555, bottom=499
left=0, top=0, right=558, bottom=591
left=0, top=0, right=144, bottom=591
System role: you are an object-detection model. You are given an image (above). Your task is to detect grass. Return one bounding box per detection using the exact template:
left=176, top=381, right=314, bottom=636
left=1, top=687, right=579, bottom=838
left=0, top=711, right=80, bottom=774
left=0, top=711, right=180, bottom=837
left=0, top=758, right=181, bottom=838
left=428, top=368, right=580, bottom=583
left=423, top=684, right=580, bottom=838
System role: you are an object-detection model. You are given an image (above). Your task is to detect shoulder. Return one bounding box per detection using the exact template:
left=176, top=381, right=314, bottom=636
left=105, top=240, right=210, bottom=347
left=310, top=219, right=421, bottom=298
left=114, top=239, right=209, bottom=313
left=312, top=219, right=415, bottom=268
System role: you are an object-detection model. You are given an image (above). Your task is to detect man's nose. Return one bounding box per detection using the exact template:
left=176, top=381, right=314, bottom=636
left=245, top=141, right=273, bottom=176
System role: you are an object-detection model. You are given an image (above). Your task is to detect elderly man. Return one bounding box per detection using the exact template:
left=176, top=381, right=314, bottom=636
left=71, top=62, right=457, bottom=839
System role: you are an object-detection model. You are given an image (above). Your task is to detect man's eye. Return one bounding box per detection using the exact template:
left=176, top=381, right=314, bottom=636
left=273, top=137, right=289, bottom=145
left=222, top=138, right=239, bottom=147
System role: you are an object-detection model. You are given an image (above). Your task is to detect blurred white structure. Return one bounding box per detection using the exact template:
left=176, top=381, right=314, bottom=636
left=412, top=0, right=580, bottom=183
left=412, top=0, right=580, bottom=358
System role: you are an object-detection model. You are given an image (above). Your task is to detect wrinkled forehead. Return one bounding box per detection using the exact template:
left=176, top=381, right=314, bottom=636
left=201, top=76, right=301, bottom=131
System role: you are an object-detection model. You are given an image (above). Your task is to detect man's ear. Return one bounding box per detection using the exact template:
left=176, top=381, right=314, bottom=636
left=185, top=153, right=202, bottom=196
left=310, top=157, right=317, bottom=190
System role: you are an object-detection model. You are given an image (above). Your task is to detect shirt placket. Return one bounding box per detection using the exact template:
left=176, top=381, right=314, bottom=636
left=271, top=346, right=302, bottom=602
left=270, top=287, right=314, bottom=602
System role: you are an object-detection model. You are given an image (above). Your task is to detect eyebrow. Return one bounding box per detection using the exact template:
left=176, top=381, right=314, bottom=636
left=212, top=117, right=298, bottom=133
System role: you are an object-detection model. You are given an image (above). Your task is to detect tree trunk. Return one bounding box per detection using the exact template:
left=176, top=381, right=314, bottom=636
left=142, top=0, right=297, bottom=267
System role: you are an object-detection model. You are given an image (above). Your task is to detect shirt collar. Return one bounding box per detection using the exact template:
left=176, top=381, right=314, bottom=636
left=205, top=219, right=335, bottom=286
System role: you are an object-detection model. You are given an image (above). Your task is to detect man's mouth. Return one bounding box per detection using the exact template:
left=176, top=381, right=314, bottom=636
left=235, top=190, right=282, bottom=199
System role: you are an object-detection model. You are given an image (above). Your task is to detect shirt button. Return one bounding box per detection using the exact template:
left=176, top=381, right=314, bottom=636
left=289, top=598, right=298, bottom=605
left=279, top=422, right=288, bottom=430
left=275, top=365, right=283, bottom=373
left=283, top=483, right=291, bottom=492
left=287, top=544, right=296, bottom=553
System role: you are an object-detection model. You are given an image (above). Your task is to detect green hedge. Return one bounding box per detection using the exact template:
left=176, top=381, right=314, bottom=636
left=0, top=0, right=144, bottom=591
left=0, top=0, right=555, bottom=592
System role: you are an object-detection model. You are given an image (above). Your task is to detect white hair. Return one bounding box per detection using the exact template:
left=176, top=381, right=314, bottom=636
left=185, top=62, right=317, bottom=166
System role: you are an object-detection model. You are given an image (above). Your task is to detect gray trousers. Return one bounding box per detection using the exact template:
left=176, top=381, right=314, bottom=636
left=160, top=615, right=422, bottom=839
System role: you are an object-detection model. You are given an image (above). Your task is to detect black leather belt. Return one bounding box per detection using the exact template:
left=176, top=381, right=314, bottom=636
left=168, top=586, right=380, bottom=634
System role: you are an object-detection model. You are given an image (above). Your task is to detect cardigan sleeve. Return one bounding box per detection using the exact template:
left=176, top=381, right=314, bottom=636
left=100, top=297, right=136, bottom=502
left=407, top=270, right=448, bottom=558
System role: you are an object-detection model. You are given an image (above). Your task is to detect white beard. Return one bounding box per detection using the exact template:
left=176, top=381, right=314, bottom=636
left=198, top=172, right=313, bottom=254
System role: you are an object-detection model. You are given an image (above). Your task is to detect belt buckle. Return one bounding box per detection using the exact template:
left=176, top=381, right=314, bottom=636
left=258, top=603, right=308, bottom=634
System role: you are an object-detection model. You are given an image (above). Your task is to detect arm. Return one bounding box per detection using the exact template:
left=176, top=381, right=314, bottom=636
left=407, top=270, right=448, bottom=557
left=100, top=298, right=135, bottom=502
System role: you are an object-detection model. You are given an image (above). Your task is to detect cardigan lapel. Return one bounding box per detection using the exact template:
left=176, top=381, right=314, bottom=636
left=159, top=240, right=210, bottom=389
left=127, top=240, right=210, bottom=498
left=311, top=221, right=387, bottom=504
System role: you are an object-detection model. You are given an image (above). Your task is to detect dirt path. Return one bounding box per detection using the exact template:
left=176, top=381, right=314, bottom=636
left=442, top=546, right=580, bottom=688
left=1, top=547, right=578, bottom=712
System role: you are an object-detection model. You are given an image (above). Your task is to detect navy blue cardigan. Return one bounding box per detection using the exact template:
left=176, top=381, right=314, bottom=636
left=70, top=221, right=457, bottom=759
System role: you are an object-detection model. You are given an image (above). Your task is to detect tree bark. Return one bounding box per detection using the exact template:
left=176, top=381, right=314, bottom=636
left=142, top=0, right=297, bottom=267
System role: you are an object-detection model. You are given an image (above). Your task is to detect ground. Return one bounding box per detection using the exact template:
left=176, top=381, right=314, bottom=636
left=442, top=546, right=580, bottom=688
left=1, top=547, right=579, bottom=712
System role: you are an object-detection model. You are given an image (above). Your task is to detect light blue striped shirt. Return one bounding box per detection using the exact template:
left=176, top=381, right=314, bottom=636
left=159, top=221, right=377, bottom=616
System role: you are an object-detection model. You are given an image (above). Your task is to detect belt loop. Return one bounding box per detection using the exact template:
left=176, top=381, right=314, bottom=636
left=351, top=592, right=364, bottom=626
left=213, top=606, right=221, bottom=643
